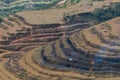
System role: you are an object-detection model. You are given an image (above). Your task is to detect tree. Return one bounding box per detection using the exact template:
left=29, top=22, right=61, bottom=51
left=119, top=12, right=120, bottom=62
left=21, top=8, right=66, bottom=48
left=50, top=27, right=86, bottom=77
left=0, top=18, right=3, bottom=23
left=4, top=0, right=10, bottom=4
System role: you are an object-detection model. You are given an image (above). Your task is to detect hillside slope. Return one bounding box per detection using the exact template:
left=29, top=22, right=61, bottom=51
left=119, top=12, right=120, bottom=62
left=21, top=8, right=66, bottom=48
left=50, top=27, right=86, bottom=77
left=0, top=0, right=60, bottom=17
left=0, top=0, right=120, bottom=80
left=16, top=0, right=120, bottom=24
left=21, top=17, right=120, bottom=80
left=0, top=16, right=120, bottom=80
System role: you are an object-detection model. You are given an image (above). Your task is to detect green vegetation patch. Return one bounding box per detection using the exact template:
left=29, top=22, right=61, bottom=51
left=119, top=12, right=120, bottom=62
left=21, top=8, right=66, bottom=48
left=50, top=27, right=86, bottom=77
left=0, top=0, right=60, bottom=18
left=65, top=2, right=120, bottom=24
left=0, top=17, right=3, bottom=23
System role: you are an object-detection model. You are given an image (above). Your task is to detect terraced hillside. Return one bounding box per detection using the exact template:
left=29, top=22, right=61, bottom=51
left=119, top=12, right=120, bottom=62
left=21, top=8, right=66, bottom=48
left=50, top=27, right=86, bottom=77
left=18, top=17, right=120, bottom=80
left=0, top=13, right=93, bottom=51
left=0, top=13, right=120, bottom=80
left=0, top=0, right=120, bottom=80
left=0, top=11, right=94, bottom=80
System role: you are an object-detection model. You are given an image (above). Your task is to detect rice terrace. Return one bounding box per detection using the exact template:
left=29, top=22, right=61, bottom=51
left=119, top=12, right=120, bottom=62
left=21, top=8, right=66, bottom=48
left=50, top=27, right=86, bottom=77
left=0, top=0, right=120, bottom=80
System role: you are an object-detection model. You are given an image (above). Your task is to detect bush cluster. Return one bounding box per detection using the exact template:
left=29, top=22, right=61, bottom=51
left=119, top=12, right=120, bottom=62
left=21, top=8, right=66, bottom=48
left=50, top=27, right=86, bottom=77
left=65, top=3, right=120, bottom=23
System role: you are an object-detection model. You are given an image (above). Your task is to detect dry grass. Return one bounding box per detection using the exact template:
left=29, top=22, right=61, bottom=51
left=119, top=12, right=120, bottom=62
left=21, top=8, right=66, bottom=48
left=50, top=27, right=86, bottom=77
left=0, top=61, right=20, bottom=80
left=17, top=9, right=65, bottom=24
left=1, top=15, right=120, bottom=80
left=23, top=47, right=94, bottom=79
left=16, top=0, right=120, bottom=25
left=0, top=1, right=120, bottom=80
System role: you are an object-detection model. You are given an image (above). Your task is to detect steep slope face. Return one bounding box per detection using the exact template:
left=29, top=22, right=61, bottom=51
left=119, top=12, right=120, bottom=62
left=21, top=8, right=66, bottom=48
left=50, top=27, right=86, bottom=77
left=22, top=17, right=120, bottom=79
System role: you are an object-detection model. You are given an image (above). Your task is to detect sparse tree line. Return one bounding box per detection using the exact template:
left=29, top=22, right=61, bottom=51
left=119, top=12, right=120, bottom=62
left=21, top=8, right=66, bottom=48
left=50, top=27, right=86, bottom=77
left=0, top=0, right=60, bottom=18
left=0, top=17, right=3, bottom=23
left=64, top=2, right=120, bottom=23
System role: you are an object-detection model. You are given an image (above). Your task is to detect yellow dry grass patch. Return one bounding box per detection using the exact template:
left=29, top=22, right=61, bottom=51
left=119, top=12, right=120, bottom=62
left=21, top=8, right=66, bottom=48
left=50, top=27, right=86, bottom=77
left=17, top=9, right=65, bottom=25
left=16, top=0, right=120, bottom=25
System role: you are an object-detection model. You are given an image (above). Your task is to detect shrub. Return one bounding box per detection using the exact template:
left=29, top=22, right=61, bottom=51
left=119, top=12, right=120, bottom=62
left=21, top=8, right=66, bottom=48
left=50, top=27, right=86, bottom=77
left=65, top=3, right=120, bottom=23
